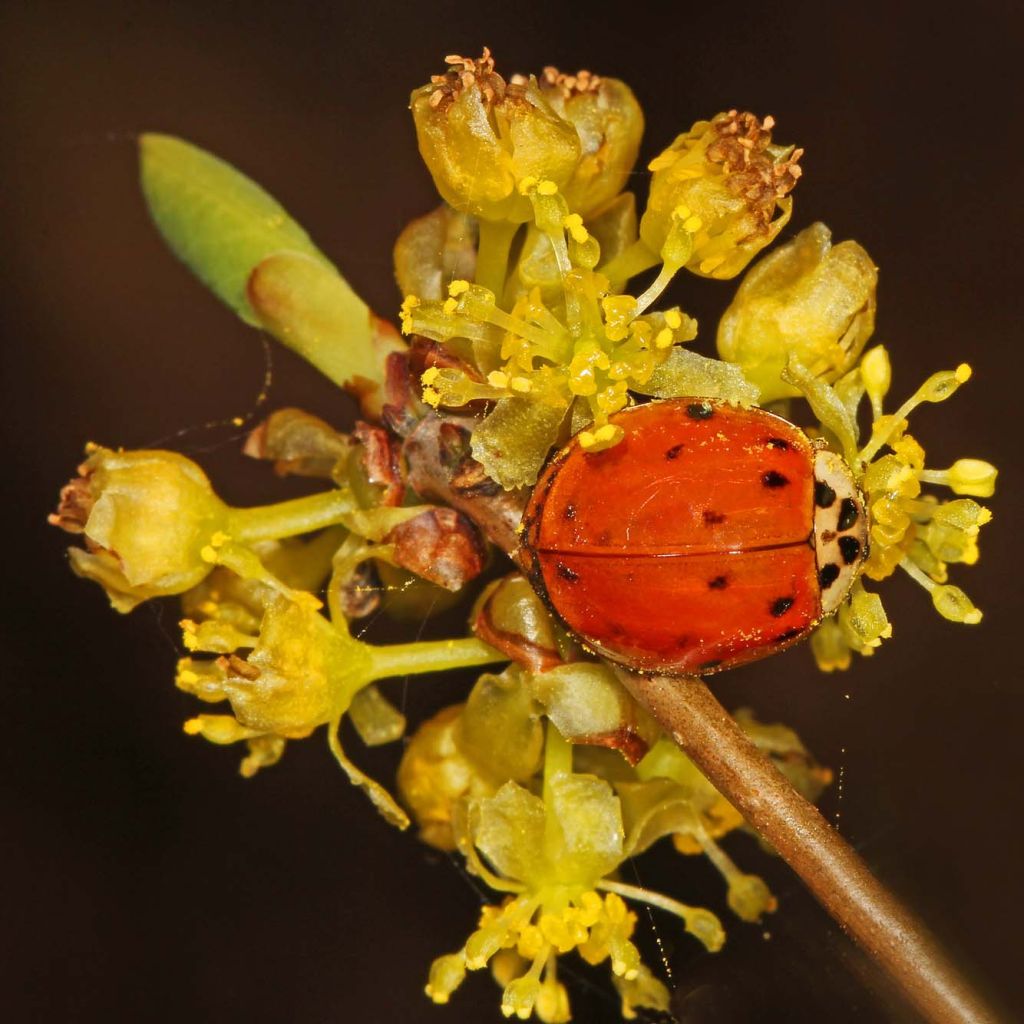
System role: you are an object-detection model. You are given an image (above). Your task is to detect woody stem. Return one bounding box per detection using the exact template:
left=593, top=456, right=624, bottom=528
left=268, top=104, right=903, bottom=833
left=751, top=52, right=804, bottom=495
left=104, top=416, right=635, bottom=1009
left=613, top=669, right=1000, bottom=1024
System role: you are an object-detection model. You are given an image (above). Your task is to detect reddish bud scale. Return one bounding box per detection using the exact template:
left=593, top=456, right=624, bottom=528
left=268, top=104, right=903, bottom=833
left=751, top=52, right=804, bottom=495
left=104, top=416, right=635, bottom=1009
left=521, top=399, right=866, bottom=675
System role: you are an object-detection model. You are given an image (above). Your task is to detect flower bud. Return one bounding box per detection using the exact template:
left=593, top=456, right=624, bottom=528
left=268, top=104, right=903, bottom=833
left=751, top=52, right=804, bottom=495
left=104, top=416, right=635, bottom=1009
left=536, top=66, right=643, bottom=217
left=717, top=223, right=877, bottom=402
left=411, top=50, right=580, bottom=223
left=51, top=447, right=229, bottom=611
left=640, top=110, right=802, bottom=279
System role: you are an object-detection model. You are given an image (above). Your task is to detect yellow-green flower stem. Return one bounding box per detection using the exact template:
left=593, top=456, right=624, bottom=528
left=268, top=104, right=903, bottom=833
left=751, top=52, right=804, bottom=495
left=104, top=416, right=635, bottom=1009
left=227, top=488, right=356, bottom=544
left=631, top=262, right=678, bottom=317
left=475, top=218, right=520, bottom=296
left=367, top=636, right=508, bottom=680
left=543, top=718, right=573, bottom=804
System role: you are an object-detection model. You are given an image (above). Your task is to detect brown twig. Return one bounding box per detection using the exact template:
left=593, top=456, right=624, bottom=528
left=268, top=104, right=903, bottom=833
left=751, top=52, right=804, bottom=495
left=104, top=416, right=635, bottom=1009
left=614, top=670, right=1000, bottom=1024
left=404, top=409, right=1001, bottom=1023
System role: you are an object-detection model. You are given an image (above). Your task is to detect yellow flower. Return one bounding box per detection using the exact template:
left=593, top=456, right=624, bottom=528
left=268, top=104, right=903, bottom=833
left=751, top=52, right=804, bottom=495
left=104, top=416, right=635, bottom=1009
left=717, top=222, right=878, bottom=402
left=178, top=581, right=505, bottom=823
left=425, top=724, right=724, bottom=1020
left=782, top=350, right=995, bottom=670
left=411, top=50, right=580, bottom=225
left=640, top=110, right=802, bottom=279
left=50, top=445, right=356, bottom=612
left=535, top=66, right=644, bottom=217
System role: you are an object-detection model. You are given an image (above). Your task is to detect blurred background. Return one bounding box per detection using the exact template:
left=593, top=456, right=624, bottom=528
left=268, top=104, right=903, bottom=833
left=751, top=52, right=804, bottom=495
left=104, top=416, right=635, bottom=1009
left=2, top=1, right=1021, bottom=1021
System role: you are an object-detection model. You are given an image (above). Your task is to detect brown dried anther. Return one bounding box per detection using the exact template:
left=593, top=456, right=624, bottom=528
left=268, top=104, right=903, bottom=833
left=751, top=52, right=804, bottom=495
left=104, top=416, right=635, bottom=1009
left=428, top=46, right=510, bottom=111
left=537, top=65, right=603, bottom=99
left=708, top=110, right=804, bottom=231
left=387, top=507, right=486, bottom=591
left=49, top=464, right=95, bottom=533
left=220, top=653, right=261, bottom=681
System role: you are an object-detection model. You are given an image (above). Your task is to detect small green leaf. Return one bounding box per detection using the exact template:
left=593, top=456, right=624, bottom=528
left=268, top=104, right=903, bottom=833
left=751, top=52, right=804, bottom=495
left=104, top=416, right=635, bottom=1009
left=139, top=134, right=404, bottom=412
left=140, top=133, right=332, bottom=324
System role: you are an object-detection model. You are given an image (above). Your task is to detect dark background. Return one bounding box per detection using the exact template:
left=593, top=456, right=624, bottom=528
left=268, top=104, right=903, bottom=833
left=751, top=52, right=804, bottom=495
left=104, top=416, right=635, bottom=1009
left=2, top=2, right=1021, bottom=1021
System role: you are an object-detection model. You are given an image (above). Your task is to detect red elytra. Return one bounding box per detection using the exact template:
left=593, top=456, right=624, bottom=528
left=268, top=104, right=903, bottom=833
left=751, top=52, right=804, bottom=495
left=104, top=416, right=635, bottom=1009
left=520, top=398, right=869, bottom=675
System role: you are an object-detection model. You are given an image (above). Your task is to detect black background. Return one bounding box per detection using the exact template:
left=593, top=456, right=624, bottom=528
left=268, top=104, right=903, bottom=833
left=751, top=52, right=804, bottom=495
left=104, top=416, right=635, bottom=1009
left=3, top=2, right=1022, bottom=1021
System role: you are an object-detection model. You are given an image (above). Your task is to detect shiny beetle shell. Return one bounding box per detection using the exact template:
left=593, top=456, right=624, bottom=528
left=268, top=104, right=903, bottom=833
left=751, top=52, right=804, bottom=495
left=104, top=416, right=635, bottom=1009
left=520, top=398, right=868, bottom=675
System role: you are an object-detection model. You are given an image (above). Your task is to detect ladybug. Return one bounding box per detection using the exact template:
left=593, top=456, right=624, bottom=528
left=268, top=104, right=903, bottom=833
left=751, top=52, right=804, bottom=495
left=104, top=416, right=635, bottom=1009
left=520, top=398, right=869, bottom=675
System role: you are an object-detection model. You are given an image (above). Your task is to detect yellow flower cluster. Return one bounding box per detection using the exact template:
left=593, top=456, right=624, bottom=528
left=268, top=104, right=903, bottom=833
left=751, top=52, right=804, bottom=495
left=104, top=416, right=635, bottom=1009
left=782, top=350, right=995, bottom=670
left=401, top=659, right=831, bottom=1021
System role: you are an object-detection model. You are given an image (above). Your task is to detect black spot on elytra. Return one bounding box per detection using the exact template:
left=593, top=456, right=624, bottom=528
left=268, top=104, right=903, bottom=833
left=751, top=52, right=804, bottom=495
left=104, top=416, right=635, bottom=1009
left=564, top=503, right=576, bottom=520
left=703, top=510, right=727, bottom=525
left=815, top=480, right=837, bottom=508
left=767, top=436, right=790, bottom=450
left=838, top=536, right=862, bottom=565
left=699, top=659, right=722, bottom=671
left=665, top=443, right=685, bottom=460
left=708, top=575, right=729, bottom=590
left=774, top=627, right=803, bottom=644
left=838, top=498, right=859, bottom=531
left=819, top=563, right=840, bottom=589
left=770, top=596, right=795, bottom=617
left=686, top=402, right=714, bottom=420
left=555, top=562, right=579, bottom=583
left=762, top=470, right=789, bottom=489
